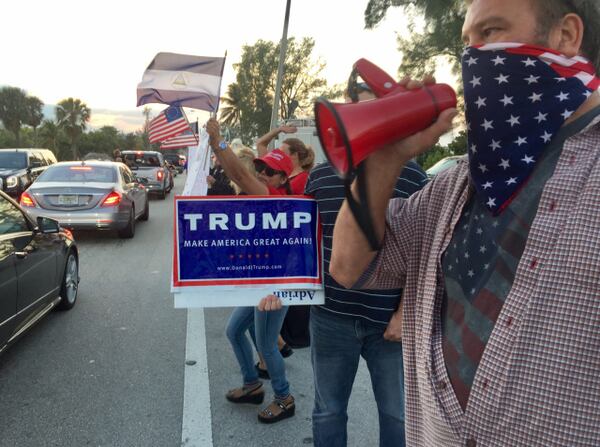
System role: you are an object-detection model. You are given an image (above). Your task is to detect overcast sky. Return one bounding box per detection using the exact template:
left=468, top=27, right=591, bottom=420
left=1, top=0, right=453, bottom=132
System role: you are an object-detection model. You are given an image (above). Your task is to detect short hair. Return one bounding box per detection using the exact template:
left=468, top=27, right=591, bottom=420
left=465, top=0, right=600, bottom=73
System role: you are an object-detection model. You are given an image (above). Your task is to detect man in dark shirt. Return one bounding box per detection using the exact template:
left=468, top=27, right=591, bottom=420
left=207, top=155, right=235, bottom=196
left=304, top=83, right=428, bottom=447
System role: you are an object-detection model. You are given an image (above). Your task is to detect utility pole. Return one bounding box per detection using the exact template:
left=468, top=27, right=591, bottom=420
left=268, top=0, right=291, bottom=148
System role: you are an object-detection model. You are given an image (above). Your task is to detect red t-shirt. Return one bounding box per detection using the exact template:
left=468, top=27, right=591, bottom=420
left=289, top=171, right=309, bottom=195
left=267, top=185, right=289, bottom=195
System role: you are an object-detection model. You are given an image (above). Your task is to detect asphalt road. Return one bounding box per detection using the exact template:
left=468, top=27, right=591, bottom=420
left=0, top=174, right=382, bottom=447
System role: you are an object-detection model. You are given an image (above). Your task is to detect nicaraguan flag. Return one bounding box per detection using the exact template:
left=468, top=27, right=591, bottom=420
left=137, top=52, right=226, bottom=112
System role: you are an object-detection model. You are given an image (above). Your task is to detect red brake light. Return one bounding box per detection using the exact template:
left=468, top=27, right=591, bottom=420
left=20, top=192, right=36, bottom=207
left=157, top=170, right=164, bottom=181
left=70, top=166, right=92, bottom=171
left=101, top=191, right=121, bottom=207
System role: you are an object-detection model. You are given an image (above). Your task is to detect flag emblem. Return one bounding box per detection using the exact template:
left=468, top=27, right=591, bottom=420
left=172, top=74, right=187, bottom=89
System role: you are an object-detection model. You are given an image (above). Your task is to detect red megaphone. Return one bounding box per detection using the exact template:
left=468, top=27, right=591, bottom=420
left=314, top=59, right=457, bottom=179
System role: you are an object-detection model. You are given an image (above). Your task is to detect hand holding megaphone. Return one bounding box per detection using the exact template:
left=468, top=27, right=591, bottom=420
left=314, top=61, right=458, bottom=251
left=315, top=60, right=458, bottom=179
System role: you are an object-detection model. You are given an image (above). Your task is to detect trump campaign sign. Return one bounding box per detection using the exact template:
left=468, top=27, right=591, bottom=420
left=172, top=195, right=324, bottom=307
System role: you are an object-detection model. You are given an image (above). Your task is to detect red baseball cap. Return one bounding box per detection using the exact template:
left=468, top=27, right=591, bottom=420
left=254, top=149, right=293, bottom=177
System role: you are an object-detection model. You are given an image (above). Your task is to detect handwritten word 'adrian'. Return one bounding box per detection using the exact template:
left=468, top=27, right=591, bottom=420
left=273, top=290, right=316, bottom=300
left=183, top=212, right=312, bottom=231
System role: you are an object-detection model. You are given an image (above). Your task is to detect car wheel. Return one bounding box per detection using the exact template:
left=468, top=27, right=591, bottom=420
left=140, top=197, right=150, bottom=221
left=159, top=189, right=166, bottom=200
left=57, top=252, right=78, bottom=311
left=118, top=207, right=136, bottom=238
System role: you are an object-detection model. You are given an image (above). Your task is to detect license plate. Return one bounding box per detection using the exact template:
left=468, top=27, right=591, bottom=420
left=58, top=194, right=78, bottom=205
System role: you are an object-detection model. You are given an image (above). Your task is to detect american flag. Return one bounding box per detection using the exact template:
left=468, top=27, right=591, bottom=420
left=161, top=130, right=198, bottom=149
left=148, top=106, right=191, bottom=143
left=463, top=43, right=599, bottom=214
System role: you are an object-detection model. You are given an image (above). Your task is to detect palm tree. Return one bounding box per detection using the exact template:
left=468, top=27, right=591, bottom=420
left=56, top=98, right=91, bottom=160
left=220, top=83, right=242, bottom=127
left=0, top=86, right=29, bottom=146
left=25, top=96, right=44, bottom=146
left=39, top=119, right=61, bottom=154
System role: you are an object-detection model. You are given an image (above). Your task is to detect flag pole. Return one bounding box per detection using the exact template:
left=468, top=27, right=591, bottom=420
left=269, top=0, right=291, bottom=149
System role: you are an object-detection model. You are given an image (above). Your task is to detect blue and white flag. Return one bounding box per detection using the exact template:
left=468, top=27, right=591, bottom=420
left=137, top=52, right=226, bottom=112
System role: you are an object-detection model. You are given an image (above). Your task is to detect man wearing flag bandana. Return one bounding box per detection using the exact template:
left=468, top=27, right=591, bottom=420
left=330, top=0, right=600, bottom=445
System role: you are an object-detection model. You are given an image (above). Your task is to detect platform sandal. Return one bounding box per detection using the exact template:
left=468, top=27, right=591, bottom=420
left=225, top=382, right=264, bottom=404
left=257, top=395, right=295, bottom=424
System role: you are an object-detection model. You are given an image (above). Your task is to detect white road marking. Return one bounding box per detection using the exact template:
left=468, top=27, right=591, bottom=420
left=181, top=308, right=213, bottom=447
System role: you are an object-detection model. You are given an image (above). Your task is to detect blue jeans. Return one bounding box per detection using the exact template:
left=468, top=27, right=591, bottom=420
left=226, top=306, right=290, bottom=398
left=310, top=307, right=405, bottom=447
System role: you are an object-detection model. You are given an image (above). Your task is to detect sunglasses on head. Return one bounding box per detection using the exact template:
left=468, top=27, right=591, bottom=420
left=256, top=163, right=284, bottom=177
left=347, top=68, right=372, bottom=103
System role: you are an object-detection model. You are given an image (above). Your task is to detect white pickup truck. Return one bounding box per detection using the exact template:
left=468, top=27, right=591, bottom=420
left=121, top=150, right=173, bottom=199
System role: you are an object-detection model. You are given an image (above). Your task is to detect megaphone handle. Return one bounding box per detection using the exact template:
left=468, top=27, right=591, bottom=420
left=344, top=163, right=383, bottom=252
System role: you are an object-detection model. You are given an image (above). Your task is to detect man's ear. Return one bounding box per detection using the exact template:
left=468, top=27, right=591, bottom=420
left=550, top=13, right=585, bottom=58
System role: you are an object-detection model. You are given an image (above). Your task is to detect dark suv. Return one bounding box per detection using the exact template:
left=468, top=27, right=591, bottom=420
left=0, top=149, right=57, bottom=198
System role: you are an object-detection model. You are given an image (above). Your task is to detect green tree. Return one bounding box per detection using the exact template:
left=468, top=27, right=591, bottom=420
left=416, top=130, right=467, bottom=169
left=25, top=96, right=44, bottom=146
left=278, top=38, right=327, bottom=119
left=231, top=39, right=276, bottom=142
left=0, top=129, right=14, bottom=147
left=0, top=86, right=30, bottom=146
left=79, top=125, right=119, bottom=157
left=39, top=119, right=62, bottom=153
left=56, top=98, right=91, bottom=160
left=364, top=0, right=466, bottom=78
left=223, top=37, right=328, bottom=142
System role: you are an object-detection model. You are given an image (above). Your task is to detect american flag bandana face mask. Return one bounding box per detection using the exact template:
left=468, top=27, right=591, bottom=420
left=462, top=43, right=600, bottom=214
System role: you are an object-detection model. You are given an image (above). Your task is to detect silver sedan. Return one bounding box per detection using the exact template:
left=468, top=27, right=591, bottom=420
left=21, top=161, right=149, bottom=238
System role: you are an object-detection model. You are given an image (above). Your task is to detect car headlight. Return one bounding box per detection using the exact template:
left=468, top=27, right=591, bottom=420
left=6, top=176, right=18, bottom=188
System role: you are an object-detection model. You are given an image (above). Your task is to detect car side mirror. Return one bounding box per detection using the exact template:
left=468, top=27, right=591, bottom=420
left=31, top=161, right=43, bottom=168
left=36, top=216, right=60, bottom=234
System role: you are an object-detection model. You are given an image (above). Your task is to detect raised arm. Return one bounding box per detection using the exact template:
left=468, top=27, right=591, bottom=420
left=330, top=79, right=457, bottom=288
left=206, top=118, right=269, bottom=196
left=256, top=125, right=298, bottom=157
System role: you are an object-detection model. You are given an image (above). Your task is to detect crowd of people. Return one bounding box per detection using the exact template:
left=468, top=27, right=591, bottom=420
left=202, top=0, right=600, bottom=445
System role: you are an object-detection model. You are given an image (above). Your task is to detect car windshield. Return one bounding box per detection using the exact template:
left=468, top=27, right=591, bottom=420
left=426, top=158, right=458, bottom=177
left=123, top=153, right=161, bottom=167
left=0, top=152, right=27, bottom=169
left=37, top=165, right=117, bottom=183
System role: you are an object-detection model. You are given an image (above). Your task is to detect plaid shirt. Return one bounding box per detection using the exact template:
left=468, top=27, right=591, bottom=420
left=359, top=113, right=600, bottom=446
